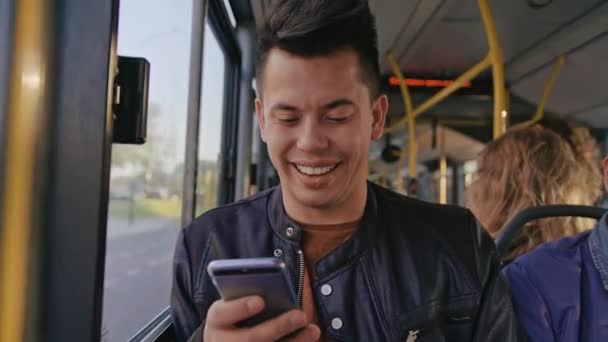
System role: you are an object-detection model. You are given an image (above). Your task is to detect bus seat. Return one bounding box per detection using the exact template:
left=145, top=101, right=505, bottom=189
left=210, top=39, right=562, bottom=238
left=495, top=205, right=607, bottom=257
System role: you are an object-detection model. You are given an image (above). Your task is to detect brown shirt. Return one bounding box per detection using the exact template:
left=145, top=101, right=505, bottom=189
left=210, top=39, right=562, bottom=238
left=300, top=220, right=359, bottom=340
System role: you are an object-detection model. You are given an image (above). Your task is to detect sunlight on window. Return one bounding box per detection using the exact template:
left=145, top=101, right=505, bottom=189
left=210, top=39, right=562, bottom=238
left=195, top=26, right=226, bottom=216
left=101, top=0, right=192, bottom=340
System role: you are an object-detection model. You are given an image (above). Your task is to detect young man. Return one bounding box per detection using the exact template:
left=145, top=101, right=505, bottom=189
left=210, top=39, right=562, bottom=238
left=171, top=1, right=524, bottom=341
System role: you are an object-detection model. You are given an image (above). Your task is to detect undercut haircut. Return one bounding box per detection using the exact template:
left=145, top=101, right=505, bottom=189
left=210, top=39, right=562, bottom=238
left=256, top=0, right=381, bottom=99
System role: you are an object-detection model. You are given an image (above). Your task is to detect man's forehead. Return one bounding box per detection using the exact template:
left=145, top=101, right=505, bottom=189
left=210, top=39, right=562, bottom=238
left=262, top=80, right=362, bottom=108
left=261, top=49, right=367, bottom=102
left=264, top=48, right=361, bottom=80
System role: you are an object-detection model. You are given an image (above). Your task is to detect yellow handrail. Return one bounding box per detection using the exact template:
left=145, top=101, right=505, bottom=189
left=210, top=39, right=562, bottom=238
left=439, top=127, right=447, bottom=204
left=527, top=56, right=566, bottom=125
left=478, top=0, right=508, bottom=138
left=387, top=52, right=417, bottom=188
left=0, top=0, right=50, bottom=341
left=385, top=0, right=507, bottom=140
left=385, top=55, right=492, bottom=134
left=502, top=89, right=510, bottom=133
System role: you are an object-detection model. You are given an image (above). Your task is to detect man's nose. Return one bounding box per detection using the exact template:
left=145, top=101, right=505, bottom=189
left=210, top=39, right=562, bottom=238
left=296, top=119, right=329, bottom=152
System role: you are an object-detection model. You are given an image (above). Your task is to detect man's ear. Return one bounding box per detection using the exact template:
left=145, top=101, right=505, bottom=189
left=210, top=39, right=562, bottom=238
left=255, top=98, right=267, bottom=143
left=371, top=94, right=389, bottom=140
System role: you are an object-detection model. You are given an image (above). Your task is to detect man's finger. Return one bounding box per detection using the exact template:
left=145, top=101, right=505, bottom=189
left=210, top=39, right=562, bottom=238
left=206, top=296, right=265, bottom=327
left=287, top=324, right=321, bottom=342
left=246, top=310, right=308, bottom=341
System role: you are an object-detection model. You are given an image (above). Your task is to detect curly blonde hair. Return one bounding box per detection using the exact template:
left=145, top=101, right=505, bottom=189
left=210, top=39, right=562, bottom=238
left=467, top=121, right=602, bottom=261
left=543, top=119, right=603, bottom=199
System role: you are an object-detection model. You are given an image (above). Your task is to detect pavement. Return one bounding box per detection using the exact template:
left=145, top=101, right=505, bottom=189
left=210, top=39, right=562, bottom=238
left=101, top=216, right=180, bottom=342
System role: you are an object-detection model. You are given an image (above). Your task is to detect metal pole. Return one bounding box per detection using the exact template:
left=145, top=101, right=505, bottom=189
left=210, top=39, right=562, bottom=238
left=387, top=52, right=417, bottom=188
left=453, top=163, right=464, bottom=206
left=234, top=22, right=256, bottom=201
left=3, top=0, right=119, bottom=340
left=0, top=0, right=53, bottom=340
left=478, top=0, right=507, bottom=139
left=529, top=56, right=566, bottom=124
left=181, top=0, right=208, bottom=227
left=439, top=127, right=447, bottom=204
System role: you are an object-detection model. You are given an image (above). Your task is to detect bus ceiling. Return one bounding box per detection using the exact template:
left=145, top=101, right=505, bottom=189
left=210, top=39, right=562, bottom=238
left=248, top=0, right=608, bottom=132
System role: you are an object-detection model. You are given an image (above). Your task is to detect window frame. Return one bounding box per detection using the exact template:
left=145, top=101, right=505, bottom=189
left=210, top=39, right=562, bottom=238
left=45, top=1, right=119, bottom=340
left=206, top=0, right=242, bottom=207
left=126, top=0, right=242, bottom=340
left=1, top=0, right=120, bottom=340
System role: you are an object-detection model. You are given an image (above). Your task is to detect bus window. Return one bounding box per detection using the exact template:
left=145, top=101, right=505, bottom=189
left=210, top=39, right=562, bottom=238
left=195, top=25, right=226, bottom=216
left=101, top=0, right=192, bottom=341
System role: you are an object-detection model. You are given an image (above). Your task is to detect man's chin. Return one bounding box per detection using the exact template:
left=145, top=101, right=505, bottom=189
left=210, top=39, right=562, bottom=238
left=291, top=188, right=337, bottom=210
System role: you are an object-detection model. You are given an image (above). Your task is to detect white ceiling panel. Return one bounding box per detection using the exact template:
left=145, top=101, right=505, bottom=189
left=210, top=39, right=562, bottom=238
left=511, top=34, right=608, bottom=116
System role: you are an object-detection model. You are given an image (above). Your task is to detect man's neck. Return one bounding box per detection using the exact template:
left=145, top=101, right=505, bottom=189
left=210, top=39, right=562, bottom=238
left=282, top=183, right=367, bottom=226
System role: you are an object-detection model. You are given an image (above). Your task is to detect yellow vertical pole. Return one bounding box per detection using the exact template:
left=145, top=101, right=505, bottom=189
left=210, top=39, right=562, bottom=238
left=1, top=0, right=50, bottom=341
left=439, top=127, right=447, bottom=204
left=478, top=0, right=507, bottom=139
left=387, top=52, right=417, bottom=191
left=395, top=148, right=406, bottom=193
left=502, top=89, right=510, bottom=133
left=378, top=169, right=389, bottom=188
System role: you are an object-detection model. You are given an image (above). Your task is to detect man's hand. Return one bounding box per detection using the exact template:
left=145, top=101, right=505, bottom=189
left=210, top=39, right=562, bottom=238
left=203, top=296, right=321, bottom=342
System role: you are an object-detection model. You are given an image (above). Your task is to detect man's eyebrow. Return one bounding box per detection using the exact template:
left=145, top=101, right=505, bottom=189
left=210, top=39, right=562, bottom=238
left=322, top=98, right=355, bottom=110
left=270, top=103, right=298, bottom=112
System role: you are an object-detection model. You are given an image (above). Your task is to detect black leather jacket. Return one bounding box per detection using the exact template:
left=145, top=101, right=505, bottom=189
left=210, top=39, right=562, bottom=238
left=171, top=182, right=525, bottom=341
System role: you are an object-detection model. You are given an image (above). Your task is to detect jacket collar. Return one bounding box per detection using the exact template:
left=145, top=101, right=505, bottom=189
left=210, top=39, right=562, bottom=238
left=267, top=181, right=382, bottom=278
left=267, top=185, right=304, bottom=244
left=589, top=212, right=608, bottom=291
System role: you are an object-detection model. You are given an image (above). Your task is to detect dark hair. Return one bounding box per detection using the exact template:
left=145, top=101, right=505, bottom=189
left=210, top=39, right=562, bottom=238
left=255, top=0, right=381, bottom=98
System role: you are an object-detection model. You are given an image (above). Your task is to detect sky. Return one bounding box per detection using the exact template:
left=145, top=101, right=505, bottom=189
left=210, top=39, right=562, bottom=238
left=116, top=0, right=227, bottom=163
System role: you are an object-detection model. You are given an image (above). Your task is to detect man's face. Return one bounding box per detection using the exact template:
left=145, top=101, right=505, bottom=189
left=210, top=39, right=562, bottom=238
left=256, top=48, right=388, bottom=211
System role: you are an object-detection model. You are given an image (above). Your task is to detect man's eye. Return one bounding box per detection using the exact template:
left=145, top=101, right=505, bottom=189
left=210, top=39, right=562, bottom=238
left=278, top=116, right=298, bottom=123
left=327, top=116, right=349, bottom=123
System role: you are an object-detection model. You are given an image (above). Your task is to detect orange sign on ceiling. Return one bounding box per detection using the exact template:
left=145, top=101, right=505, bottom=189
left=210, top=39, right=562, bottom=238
left=389, top=76, right=472, bottom=88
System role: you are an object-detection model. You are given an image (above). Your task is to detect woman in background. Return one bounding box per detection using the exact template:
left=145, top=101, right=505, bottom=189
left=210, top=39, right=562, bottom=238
left=467, top=120, right=602, bottom=261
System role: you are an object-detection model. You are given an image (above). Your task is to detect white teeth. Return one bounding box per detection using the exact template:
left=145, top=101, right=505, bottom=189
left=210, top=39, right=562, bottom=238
left=295, top=164, right=337, bottom=176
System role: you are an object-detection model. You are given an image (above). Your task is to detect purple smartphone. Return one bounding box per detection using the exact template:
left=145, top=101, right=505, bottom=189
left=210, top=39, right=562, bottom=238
left=207, top=258, right=298, bottom=327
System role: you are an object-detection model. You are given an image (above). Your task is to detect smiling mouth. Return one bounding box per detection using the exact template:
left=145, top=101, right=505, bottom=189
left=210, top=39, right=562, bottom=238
left=293, top=163, right=339, bottom=176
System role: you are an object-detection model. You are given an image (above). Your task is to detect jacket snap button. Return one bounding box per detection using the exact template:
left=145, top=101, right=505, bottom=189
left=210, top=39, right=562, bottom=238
left=331, top=317, right=343, bottom=330
left=321, top=284, right=332, bottom=296
left=273, top=249, right=283, bottom=257
left=285, top=226, right=295, bottom=237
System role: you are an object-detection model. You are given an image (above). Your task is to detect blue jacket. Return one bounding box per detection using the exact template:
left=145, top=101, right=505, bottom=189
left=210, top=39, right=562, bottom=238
left=502, top=214, right=608, bottom=342
left=171, top=182, right=525, bottom=341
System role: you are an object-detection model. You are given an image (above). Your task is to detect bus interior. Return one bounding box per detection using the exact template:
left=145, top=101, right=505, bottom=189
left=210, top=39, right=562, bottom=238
left=1, top=0, right=607, bottom=341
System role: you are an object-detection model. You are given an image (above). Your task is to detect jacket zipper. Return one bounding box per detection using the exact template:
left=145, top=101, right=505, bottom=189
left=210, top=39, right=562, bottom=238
left=296, top=249, right=304, bottom=307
